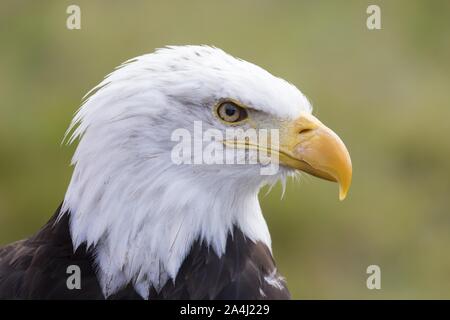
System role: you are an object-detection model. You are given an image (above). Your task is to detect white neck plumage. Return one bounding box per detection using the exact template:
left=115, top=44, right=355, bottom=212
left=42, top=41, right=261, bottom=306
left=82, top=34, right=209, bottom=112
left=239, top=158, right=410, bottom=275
left=61, top=152, right=272, bottom=299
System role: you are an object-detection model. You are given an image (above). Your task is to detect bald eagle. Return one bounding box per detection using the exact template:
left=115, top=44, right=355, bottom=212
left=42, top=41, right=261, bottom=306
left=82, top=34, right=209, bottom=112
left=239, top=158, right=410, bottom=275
left=0, top=46, right=351, bottom=299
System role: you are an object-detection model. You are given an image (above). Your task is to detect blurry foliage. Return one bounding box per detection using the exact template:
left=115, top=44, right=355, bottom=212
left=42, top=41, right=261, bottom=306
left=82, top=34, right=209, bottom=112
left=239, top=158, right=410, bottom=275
left=0, top=0, right=449, bottom=298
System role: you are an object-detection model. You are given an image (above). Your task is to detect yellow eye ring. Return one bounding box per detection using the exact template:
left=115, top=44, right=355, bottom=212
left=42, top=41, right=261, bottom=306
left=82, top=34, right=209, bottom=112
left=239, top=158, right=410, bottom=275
left=215, top=100, right=248, bottom=124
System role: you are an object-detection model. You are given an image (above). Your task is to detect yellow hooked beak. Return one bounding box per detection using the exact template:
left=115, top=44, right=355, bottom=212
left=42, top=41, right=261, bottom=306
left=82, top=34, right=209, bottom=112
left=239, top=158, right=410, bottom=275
left=278, top=113, right=352, bottom=200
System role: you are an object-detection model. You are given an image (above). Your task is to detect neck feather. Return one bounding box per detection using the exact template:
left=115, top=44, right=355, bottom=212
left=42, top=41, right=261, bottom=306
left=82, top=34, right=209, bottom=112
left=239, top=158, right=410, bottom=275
left=62, top=155, right=271, bottom=299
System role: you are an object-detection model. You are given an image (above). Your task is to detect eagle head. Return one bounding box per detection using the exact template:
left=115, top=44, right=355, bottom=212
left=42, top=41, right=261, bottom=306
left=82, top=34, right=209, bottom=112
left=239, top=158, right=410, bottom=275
left=61, top=45, right=352, bottom=298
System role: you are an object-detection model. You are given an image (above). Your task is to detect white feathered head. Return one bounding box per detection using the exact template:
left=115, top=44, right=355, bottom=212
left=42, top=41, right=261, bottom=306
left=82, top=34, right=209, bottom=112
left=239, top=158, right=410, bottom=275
left=62, top=45, right=352, bottom=298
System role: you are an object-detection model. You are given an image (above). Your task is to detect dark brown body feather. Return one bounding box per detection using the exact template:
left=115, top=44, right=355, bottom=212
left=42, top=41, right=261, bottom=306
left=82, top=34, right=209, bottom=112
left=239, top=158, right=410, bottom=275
left=0, top=205, right=290, bottom=300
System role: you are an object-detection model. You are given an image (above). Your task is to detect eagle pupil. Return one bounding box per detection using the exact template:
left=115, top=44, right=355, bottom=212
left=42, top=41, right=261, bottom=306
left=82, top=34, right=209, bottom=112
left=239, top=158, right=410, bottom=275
left=225, top=105, right=236, bottom=116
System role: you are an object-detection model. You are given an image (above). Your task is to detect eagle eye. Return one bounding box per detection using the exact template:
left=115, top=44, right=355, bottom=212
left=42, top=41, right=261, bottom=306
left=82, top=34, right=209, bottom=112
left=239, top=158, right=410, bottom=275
left=215, top=101, right=248, bottom=124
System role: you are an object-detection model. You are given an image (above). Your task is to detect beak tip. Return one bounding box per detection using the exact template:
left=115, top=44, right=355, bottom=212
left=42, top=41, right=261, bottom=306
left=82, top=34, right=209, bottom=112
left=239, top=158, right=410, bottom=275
left=338, top=180, right=351, bottom=201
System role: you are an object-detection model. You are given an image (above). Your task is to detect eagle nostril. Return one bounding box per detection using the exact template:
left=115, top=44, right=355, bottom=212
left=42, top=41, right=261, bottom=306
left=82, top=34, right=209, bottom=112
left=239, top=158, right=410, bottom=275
left=299, top=128, right=313, bottom=135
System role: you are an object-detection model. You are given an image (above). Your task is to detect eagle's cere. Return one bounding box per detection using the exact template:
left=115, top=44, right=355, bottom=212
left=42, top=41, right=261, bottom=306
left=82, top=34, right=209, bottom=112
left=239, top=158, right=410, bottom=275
left=0, top=45, right=352, bottom=299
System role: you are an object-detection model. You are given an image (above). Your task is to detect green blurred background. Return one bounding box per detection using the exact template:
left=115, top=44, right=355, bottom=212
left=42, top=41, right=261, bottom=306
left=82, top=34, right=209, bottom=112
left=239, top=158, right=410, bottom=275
left=1, top=0, right=450, bottom=299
